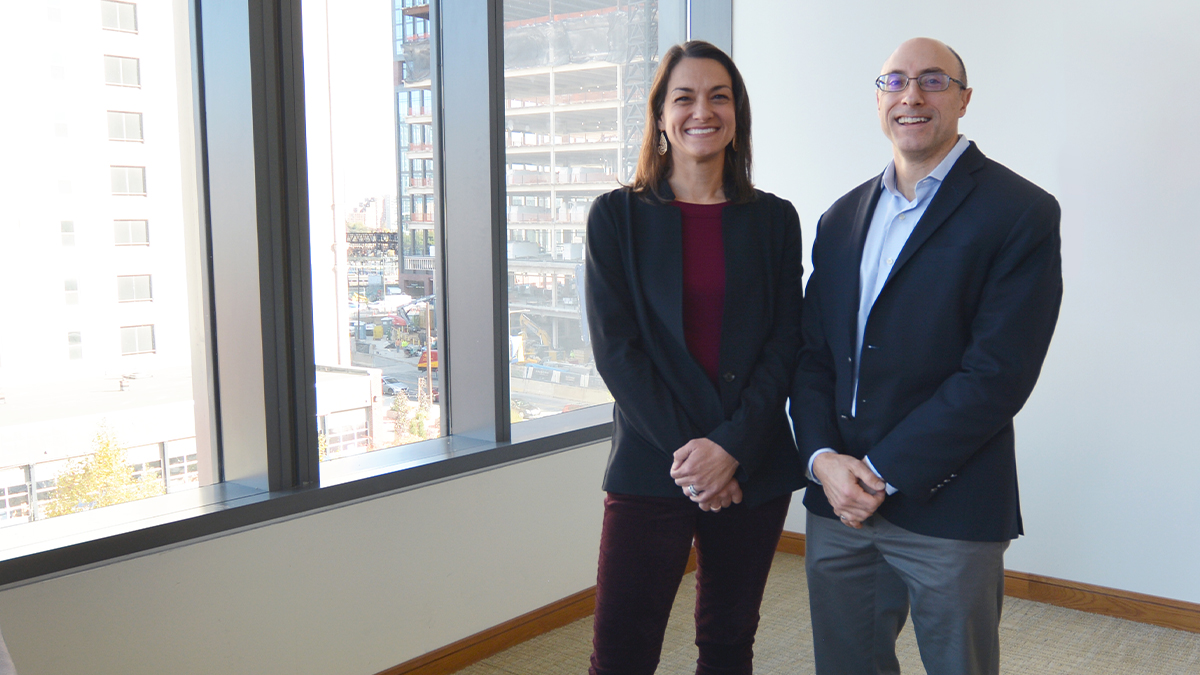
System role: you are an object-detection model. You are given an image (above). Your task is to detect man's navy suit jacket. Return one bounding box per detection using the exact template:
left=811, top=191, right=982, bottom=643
left=585, top=187, right=806, bottom=508
left=792, top=142, right=1063, bottom=541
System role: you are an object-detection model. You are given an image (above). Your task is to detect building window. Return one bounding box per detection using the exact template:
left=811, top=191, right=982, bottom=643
left=117, top=275, right=152, bottom=302
left=65, top=280, right=80, bottom=305
left=120, top=325, right=155, bottom=355
left=108, top=111, right=143, bottom=141
left=101, top=1, right=138, bottom=32
left=319, top=409, right=370, bottom=460
left=164, top=438, right=199, bottom=492
left=103, top=55, right=140, bottom=87
left=111, top=166, right=146, bottom=195
left=61, top=221, right=75, bottom=246
left=114, top=219, right=149, bottom=245
left=127, top=444, right=164, bottom=484
left=0, top=467, right=31, bottom=525
left=68, top=332, right=83, bottom=360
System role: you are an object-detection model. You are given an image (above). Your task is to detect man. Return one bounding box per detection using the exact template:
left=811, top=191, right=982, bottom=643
left=792, top=37, right=1062, bottom=675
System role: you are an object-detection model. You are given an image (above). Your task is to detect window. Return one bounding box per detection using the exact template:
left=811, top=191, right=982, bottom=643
left=119, top=325, right=155, bottom=355
left=5, top=0, right=683, bottom=587
left=101, top=1, right=138, bottom=32
left=0, top=467, right=31, bottom=525
left=501, top=0, right=655, bottom=420
left=126, top=444, right=163, bottom=483
left=108, top=111, right=143, bottom=141
left=114, top=219, right=149, bottom=245
left=67, top=332, right=83, bottom=360
left=304, top=0, right=444, bottom=476
left=164, top=438, right=198, bottom=492
left=117, top=274, right=152, bottom=302
left=104, top=55, right=140, bottom=86
left=111, top=166, right=146, bottom=195
left=3, top=0, right=207, bottom=555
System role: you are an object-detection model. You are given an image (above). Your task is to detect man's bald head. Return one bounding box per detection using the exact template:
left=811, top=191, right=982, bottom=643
left=883, top=37, right=967, bottom=86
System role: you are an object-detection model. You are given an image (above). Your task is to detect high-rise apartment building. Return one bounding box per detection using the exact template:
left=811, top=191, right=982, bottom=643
left=0, top=0, right=211, bottom=525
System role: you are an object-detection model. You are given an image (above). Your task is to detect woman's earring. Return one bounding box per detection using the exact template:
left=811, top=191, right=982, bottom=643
left=657, top=131, right=668, bottom=156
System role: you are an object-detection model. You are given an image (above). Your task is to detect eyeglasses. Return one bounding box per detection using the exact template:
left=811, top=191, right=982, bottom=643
left=875, top=72, right=966, bottom=93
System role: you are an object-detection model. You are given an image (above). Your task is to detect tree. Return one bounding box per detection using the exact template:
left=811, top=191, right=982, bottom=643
left=43, top=422, right=165, bottom=518
left=387, top=379, right=440, bottom=446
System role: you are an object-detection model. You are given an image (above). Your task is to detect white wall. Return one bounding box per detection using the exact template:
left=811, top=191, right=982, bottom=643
left=739, top=0, right=1200, bottom=602
left=0, top=443, right=610, bottom=675
left=5, top=2, right=1200, bottom=671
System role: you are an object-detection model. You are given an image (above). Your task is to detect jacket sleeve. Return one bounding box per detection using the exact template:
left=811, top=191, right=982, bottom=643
left=868, top=193, right=1063, bottom=501
left=705, top=199, right=804, bottom=479
left=790, top=215, right=845, bottom=464
left=585, top=192, right=702, bottom=458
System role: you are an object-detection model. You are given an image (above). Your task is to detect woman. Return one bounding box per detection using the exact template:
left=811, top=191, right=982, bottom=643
left=584, top=41, right=804, bottom=675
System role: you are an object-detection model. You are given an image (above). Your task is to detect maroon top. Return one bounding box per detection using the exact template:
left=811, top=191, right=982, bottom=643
left=676, top=200, right=728, bottom=386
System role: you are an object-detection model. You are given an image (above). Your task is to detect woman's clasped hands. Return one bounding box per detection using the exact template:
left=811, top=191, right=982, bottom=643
left=669, top=438, right=742, bottom=512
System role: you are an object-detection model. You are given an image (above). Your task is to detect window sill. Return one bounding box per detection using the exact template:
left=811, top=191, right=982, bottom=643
left=0, top=405, right=612, bottom=590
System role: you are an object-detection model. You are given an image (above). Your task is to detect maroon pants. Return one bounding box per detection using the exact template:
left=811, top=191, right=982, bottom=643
left=589, top=491, right=791, bottom=675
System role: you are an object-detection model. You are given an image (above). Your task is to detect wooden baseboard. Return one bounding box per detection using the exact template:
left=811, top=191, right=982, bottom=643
left=378, top=548, right=697, bottom=675
left=780, top=532, right=1200, bottom=634
left=776, top=529, right=806, bottom=557
left=379, top=531, right=1199, bottom=675
left=378, top=586, right=598, bottom=675
left=1004, top=569, right=1200, bottom=634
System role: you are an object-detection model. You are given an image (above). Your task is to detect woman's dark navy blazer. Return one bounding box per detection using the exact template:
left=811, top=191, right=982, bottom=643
left=584, top=186, right=805, bottom=508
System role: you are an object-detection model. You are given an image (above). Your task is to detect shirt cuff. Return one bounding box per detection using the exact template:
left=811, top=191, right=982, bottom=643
left=806, top=448, right=836, bottom=483
left=863, top=456, right=899, bottom=495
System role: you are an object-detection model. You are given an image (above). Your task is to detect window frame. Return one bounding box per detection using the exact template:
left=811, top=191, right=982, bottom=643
left=117, top=274, right=153, bottom=302
left=108, top=110, right=145, bottom=142
left=103, top=54, right=141, bottom=87
left=101, top=0, right=139, bottom=33
left=119, top=324, right=156, bottom=355
left=110, top=165, right=147, bottom=195
left=114, top=219, right=150, bottom=245
left=0, top=0, right=723, bottom=590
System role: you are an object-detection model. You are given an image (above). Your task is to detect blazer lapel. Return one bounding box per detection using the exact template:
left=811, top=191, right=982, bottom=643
left=842, top=179, right=884, bottom=354
left=634, top=199, right=688, bottom=352
left=883, top=143, right=984, bottom=287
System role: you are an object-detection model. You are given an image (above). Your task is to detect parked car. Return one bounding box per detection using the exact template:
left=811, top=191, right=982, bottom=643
left=381, top=376, right=407, bottom=397
left=511, top=398, right=541, bottom=420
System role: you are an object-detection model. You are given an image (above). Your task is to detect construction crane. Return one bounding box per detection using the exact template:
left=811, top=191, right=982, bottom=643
left=512, top=312, right=554, bottom=363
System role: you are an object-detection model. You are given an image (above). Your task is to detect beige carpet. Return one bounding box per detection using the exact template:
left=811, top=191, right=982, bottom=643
left=455, top=553, right=1200, bottom=674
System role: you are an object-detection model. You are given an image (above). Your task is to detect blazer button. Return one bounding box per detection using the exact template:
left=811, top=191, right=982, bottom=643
left=839, top=414, right=849, bottom=420
left=722, top=372, right=736, bottom=383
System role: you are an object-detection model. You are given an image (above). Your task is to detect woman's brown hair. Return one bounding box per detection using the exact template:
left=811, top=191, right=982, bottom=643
left=630, top=40, right=755, bottom=204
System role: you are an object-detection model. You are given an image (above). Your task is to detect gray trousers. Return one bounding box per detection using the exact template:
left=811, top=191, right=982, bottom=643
left=805, top=511, right=1009, bottom=675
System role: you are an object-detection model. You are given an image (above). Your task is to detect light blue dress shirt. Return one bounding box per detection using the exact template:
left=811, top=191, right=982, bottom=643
left=809, top=135, right=972, bottom=495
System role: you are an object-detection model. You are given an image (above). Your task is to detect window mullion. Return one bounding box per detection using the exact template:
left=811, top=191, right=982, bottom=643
left=434, top=0, right=510, bottom=443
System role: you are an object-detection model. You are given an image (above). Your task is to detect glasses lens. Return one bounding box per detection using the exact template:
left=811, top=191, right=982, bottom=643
left=917, top=73, right=950, bottom=91
left=877, top=73, right=907, bottom=92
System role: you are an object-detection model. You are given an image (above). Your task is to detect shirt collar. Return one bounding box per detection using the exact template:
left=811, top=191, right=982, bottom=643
left=881, top=135, right=971, bottom=198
